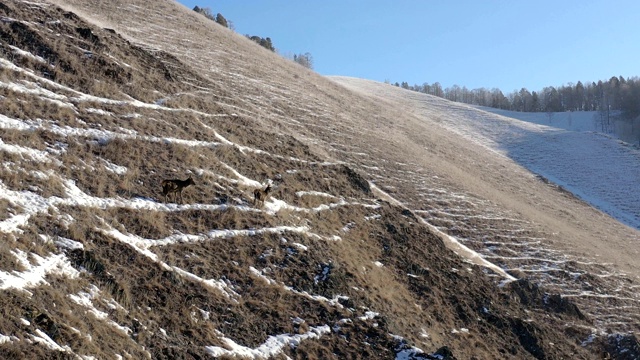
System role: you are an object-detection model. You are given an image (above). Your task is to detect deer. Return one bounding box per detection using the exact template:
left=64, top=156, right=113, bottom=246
left=161, top=176, right=195, bottom=204
left=253, top=183, right=272, bottom=208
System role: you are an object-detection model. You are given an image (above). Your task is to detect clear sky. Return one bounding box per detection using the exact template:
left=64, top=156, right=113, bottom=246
left=176, top=0, right=639, bottom=93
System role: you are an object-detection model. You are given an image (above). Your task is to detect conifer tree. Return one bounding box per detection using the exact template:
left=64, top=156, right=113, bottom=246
left=216, top=13, right=228, bottom=28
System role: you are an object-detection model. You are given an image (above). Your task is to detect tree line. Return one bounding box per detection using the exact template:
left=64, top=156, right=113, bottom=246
left=192, top=6, right=313, bottom=69
left=392, top=76, right=640, bottom=121
left=193, top=6, right=232, bottom=29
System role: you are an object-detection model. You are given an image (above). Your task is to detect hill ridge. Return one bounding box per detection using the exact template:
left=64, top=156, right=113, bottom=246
left=0, top=0, right=637, bottom=358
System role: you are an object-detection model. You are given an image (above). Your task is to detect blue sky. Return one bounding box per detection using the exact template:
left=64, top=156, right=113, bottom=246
left=177, top=0, right=639, bottom=93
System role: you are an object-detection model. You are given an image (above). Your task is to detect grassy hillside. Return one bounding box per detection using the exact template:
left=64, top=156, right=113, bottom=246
left=0, top=0, right=638, bottom=359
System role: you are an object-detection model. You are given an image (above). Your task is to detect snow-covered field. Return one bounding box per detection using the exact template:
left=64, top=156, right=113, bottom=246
left=336, top=77, right=640, bottom=230
left=408, top=97, right=640, bottom=230
left=476, top=106, right=602, bottom=133
left=476, top=107, right=640, bottom=229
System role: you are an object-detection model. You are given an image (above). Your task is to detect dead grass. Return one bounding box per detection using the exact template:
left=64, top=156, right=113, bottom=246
left=75, top=138, right=228, bottom=202
left=0, top=280, right=146, bottom=359
left=164, top=207, right=275, bottom=235
left=0, top=128, right=59, bottom=153
left=163, top=92, right=226, bottom=116
left=0, top=90, right=76, bottom=123
left=107, top=207, right=171, bottom=239
left=0, top=241, right=25, bottom=273
left=57, top=142, right=121, bottom=198
left=0, top=198, right=20, bottom=222
left=294, top=193, right=337, bottom=208
left=55, top=206, right=104, bottom=242
left=70, top=229, right=347, bottom=353
left=0, top=158, right=66, bottom=199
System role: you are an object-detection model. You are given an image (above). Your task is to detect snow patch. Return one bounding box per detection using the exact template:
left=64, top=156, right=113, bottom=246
left=205, top=325, right=331, bottom=359
left=0, top=250, right=79, bottom=291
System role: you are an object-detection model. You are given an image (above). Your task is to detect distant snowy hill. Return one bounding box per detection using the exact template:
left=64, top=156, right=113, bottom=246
left=476, top=107, right=640, bottom=229
left=476, top=107, right=601, bottom=133
left=336, top=78, right=640, bottom=230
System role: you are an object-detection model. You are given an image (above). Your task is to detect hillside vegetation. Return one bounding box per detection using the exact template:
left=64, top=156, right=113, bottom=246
left=0, top=0, right=638, bottom=359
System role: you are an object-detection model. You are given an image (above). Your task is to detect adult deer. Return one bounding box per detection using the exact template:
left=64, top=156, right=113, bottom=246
left=253, top=183, right=272, bottom=207
left=161, top=176, right=195, bottom=204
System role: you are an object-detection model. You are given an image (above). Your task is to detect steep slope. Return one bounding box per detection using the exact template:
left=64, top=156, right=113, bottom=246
left=329, top=77, right=640, bottom=331
left=0, top=0, right=637, bottom=359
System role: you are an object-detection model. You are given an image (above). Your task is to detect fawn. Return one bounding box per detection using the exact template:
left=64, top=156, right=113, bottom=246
left=161, top=176, right=195, bottom=204
left=253, top=183, right=271, bottom=207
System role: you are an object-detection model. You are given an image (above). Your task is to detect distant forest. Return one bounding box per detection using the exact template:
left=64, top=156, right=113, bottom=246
left=192, top=6, right=313, bottom=69
left=392, top=76, right=640, bottom=120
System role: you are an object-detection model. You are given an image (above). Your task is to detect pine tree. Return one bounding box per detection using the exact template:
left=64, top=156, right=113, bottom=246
left=193, top=6, right=215, bottom=21
left=216, top=13, right=228, bottom=28
left=246, top=35, right=276, bottom=52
